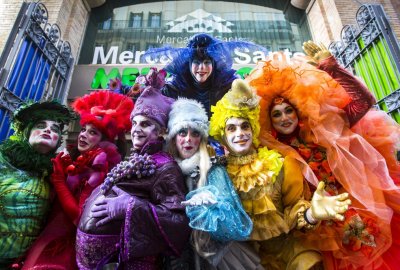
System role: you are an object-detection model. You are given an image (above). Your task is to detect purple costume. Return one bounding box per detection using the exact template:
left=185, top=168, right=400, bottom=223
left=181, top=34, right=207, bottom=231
left=77, top=139, right=190, bottom=269
left=77, top=68, right=191, bottom=270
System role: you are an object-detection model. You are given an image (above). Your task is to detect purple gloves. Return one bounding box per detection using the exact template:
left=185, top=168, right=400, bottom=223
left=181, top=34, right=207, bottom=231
left=91, top=186, right=133, bottom=227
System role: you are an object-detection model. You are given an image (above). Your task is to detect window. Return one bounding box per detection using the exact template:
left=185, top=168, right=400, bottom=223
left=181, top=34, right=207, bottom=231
left=148, top=12, right=161, bottom=28
left=146, top=43, right=158, bottom=50
left=101, top=18, right=112, bottom=30
left=126, top=42, right=140, bottom=52
left=129, top=12, right=142, bottom=28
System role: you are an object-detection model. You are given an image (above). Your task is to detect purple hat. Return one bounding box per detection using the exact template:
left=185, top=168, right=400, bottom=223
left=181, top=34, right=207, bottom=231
left=130, top=68, right=174, bottom=128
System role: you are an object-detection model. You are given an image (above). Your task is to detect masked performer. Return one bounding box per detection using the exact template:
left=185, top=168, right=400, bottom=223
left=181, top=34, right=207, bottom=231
left=248, top=44, right=399, bottom=269
left=23, top=91, right=133, bottom=269
left=144, top=33, right=264, bottom=119
left=77, top=68, right=190, bottom=270
left=209, top=79, right=351, bottom=269
left=0, top=101, right=74, bottom=268
left=166, top=98, right=257, bottom=269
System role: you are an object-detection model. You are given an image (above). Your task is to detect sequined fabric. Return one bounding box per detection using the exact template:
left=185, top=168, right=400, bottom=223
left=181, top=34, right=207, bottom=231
left=76, top=229, right=119, bottom=270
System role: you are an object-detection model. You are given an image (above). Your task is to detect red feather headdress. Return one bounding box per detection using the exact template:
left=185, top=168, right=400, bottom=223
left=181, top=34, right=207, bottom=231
left=72, top=91, right=134, bottom=140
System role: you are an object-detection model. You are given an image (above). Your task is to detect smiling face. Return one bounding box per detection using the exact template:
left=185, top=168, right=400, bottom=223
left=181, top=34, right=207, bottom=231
left=270, top=102, right=299, bottom=135
left=77, top=123, right=102, bottom=153
left=29, top=120, right=61, bottom=154
left=224, top=117, right=253, bottom=156
left=175, top=128, right=202, bottom=159
left=190, top=57, right=213, bottom=83
left=131, top=115, right=160, bottom=151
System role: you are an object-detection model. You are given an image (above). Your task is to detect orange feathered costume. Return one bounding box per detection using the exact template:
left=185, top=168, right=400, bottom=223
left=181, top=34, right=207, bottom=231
left=247, top=56, right=400, bottom=269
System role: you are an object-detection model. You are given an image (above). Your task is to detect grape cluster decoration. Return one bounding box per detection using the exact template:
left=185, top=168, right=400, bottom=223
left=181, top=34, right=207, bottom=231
left=101, top=152, right=156, bottom=194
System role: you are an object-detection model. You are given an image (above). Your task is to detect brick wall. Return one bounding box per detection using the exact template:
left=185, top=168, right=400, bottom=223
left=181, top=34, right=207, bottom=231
left=0, top=0, right=25, bottom=56
left=306, top=0, right=400, bottom=46
left=0, top=0, right=89, bottom=60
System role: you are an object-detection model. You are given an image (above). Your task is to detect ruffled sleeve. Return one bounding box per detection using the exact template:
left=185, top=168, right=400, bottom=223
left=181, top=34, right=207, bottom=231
left=185, top=165, right=253, bottom=242
left=318, top=56, right=376, bottom=127
left=280, top=156, right=313, bottom=230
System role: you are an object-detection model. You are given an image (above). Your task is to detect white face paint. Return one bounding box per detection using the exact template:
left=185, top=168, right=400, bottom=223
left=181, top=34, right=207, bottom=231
left=29, top=120, right=61, bottom=154
left=131, top=115, right=160, bottom=151
left=175, top=128, right=202, bottom=159
left=270, top=102, right=299, bottom=135
left=77, top=123, right=102, bottom=153
left=224, top=117, right=253, bottom=156
left=190, top=58, right=213, bottom=83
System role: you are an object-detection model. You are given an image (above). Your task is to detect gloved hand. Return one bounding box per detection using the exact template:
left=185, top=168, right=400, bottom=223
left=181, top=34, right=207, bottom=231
left=302, top=40, right=332, bottom=66
left=51, top=152, right=71, bottom=178
left=50, top=151, right=79, bottom=224
left=309, top=182, right=351, bottom=222
left=181, top=190, right=217, bottom=206
left=91, top=186, right=132, bottom=227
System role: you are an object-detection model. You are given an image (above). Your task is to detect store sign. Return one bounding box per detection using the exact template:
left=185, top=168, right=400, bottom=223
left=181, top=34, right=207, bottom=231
left=69, top=64, right=253, bottom=98
left=92, top=8, right=305, bottom=65
left=73, top=50, right=306, bottom=99
left=166, top=9, right=234, bottom=33
left=92, top=46, right=304, bottom=65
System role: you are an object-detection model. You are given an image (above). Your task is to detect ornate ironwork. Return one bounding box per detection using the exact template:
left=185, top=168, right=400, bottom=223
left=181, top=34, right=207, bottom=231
left=26, top=21, right=46, bottom=48
left=56, top=58, right=68, bottom=77
left=32, top=2, right=48, bottom=25
left=329, top=4, right=400, bottom=122
left=343, top=43, right=360, bottom=66
left=384, top=90, right=400, bottom=113
left=356, top=5, right=372, bottom=27
left=360, top=22, right=379, bottom=45
left=45, top=41, right=59, bottom=64
left=341, top=25, right=358, bottom=44
left=0, top=88, right=22, bottom=112
left=47, top=24, right=61, bottom=45
left=60, top=41, right=72, bottom=61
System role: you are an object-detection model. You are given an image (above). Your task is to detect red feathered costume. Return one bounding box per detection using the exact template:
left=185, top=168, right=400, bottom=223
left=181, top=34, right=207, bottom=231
left=23, top=91, right=134, bottom=270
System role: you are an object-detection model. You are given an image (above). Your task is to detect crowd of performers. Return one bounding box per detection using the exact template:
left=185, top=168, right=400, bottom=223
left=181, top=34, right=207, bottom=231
left=0, top=33, right=399, bottom=270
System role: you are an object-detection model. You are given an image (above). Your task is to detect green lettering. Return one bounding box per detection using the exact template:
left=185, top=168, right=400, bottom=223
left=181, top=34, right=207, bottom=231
left=236, top=67, right=253, bottom=79
left=91, top=68, right=121, bottom=89
left=122, top=68, right=140, bottom=86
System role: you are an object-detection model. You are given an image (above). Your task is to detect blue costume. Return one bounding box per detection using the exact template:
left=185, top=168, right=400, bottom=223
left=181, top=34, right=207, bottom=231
left=185, top=165, right=252, bottom=242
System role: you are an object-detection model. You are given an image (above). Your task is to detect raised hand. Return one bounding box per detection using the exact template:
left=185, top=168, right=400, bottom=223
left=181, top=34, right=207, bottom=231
left=91, top=186, right=132, bottom=227
left=302, top=40, right=332, bottom=65
left=181, top=190, right=217, bottom=206
left=51, top=151, right=72, bottom=177
left=310, top=182, right=351, bottom=221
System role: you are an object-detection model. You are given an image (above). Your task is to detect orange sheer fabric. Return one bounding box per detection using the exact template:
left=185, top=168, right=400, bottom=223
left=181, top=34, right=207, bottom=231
left=248, top=57, right=400, bottom=269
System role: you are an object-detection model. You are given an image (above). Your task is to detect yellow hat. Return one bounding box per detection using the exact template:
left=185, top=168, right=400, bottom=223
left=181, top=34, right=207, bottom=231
left=209, top=79, right=260, bottom=146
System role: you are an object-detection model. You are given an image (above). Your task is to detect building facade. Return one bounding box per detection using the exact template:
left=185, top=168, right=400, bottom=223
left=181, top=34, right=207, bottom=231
left=0, top=0, right=399, bottom=122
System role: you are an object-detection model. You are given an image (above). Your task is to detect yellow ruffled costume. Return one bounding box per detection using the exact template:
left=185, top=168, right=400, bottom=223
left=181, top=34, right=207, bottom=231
left=227, top=147, right=311, bottom=239
left=210, top=79, right=322, bottom=270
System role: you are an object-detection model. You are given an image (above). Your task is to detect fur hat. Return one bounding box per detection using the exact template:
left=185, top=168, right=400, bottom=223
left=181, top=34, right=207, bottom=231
left=130, top=68, right=174, bottom=128
left=72, top=91, right=134, bottom=140
left=167, top=98, right=209, bottom=142
left=209, top=79, right=260, bottom=146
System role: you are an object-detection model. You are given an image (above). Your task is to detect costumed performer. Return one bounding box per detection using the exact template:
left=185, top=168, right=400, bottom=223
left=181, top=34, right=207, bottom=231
left=77, top=68, right=190, bottom=270
left=248, top=42, right=399, bottom=269
left=0, top=100, right=75, bottom=268
left=143, top=33, right=265, bottom=119
left=165, top=98, right=259, bottom=270
left=209, top=78, right=351, bottom=269
left=23, top=91, right=133, bottom=269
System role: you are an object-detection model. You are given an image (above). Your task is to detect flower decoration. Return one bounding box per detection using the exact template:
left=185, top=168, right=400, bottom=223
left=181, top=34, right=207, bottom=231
left=342, top=208, right=379, bottom=257
left=108, top=78, right=122, bottom=93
